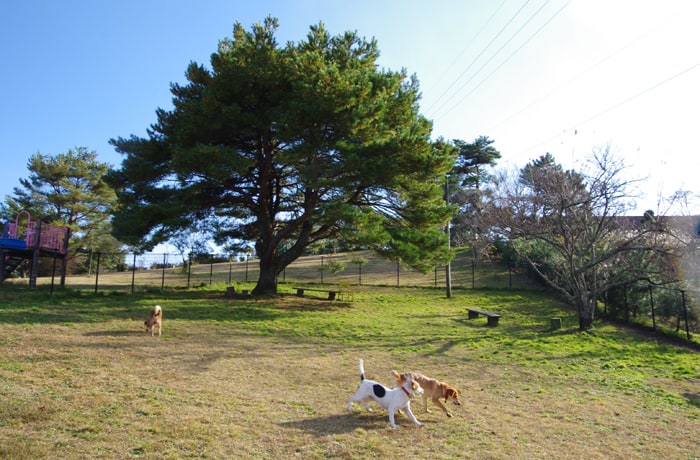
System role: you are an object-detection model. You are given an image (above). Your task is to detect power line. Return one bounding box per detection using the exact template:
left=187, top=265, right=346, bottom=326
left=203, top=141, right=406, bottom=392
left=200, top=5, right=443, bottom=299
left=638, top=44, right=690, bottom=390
left=481, top=13, right=676, bottom=133
left=422, top=0, right=509, bottom=96
left=516, top=62, right=700, bottom=159
left=424, top=0, right=532, bottom=116
left=434, top=0, right=570, bottom=121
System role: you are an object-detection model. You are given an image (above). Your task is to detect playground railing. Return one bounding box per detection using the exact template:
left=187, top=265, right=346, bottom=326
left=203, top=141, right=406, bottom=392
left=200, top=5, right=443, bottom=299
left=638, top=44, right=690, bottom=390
left=8, top=221, right=68, bottom=254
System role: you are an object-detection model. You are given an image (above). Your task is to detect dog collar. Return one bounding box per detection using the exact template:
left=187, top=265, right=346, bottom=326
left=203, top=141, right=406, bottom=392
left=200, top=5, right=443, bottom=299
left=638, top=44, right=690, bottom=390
left=401, top=386, right=410, bottom=397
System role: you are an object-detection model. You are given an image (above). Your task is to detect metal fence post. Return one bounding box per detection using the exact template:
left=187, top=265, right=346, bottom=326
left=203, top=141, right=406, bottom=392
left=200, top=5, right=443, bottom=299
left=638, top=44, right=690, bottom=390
left=187, top=253, right=192, bottom=288
left=648, top=285, right=656, bottom=331
left=681, top=290, right=691, bottom=340
left=94, top=252, right=101, bottom=294
left=161, top=253, right=167, bottom=290
left=209, top=255, right=214, bottom=286
left=131, top=253, right=136, bottom=294
left=396, top=260, right=400, bottom=287
left=472, top=260, right=475, bottom=289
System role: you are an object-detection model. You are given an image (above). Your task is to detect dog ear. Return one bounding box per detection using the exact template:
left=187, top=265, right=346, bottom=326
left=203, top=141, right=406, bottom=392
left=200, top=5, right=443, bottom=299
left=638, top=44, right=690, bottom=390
left=444, top=387, right=454, bottom=401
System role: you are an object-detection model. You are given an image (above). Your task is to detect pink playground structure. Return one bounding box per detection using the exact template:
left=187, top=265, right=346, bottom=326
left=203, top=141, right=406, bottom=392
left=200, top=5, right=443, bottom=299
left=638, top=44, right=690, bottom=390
left=1, top=209, right=69, bottom=287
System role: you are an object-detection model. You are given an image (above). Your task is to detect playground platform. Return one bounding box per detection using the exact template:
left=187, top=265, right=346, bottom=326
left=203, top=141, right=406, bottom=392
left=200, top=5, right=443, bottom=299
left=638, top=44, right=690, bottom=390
left=1, top=210, right=69, bottom=286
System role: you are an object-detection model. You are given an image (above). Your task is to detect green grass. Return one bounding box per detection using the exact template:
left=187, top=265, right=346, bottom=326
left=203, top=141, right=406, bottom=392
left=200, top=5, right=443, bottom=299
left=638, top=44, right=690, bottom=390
left=0, top=283, right=698, bottom=459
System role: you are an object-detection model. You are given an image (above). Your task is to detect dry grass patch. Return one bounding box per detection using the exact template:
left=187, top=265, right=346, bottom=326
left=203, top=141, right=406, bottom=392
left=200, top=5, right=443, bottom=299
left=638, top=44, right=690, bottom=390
left=0, top=288, right=698, bottom=459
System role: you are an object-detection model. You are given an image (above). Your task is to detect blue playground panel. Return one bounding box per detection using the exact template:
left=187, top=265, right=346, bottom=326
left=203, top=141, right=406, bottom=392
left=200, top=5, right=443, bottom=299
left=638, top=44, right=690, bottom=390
left=0, top=238, right=27, bottom=250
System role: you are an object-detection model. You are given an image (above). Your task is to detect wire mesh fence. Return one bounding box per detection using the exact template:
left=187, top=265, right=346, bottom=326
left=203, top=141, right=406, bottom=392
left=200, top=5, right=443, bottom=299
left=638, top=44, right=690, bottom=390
left=601, top=281, right=699, bottom=340
left=8, top=248, right=698, bottom=340
left=29, top=250, right=542, bottom=293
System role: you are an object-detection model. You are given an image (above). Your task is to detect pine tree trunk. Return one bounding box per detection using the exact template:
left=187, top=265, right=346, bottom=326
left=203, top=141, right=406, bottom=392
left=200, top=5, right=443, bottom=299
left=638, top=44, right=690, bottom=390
left=253, top=260, right=279, bottom=295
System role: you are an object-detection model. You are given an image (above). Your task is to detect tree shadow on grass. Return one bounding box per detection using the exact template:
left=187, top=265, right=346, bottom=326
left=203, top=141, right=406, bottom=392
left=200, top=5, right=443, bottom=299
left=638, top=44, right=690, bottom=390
left=274, top=299, right=353, bottom=312
left=0, top=300, right=285, bottom=325
left=83, top=330, right=143, bottom=337
left=0, top=287, right=358, bottom=325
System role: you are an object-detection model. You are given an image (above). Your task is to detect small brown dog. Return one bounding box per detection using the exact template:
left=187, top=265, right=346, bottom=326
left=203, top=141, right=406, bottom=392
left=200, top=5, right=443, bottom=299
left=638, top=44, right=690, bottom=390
left=144, top=305, right=162, bottom=337
left=391, top=370, right=461, bottom=417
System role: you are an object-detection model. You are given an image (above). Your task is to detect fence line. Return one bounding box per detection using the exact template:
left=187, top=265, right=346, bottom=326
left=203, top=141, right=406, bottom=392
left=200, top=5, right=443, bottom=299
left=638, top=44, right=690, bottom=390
left=18, top=249, right=698, bottom=338
left=602, top=281, right=699, bottom=340
left=42, top=250, right=539, bottom=293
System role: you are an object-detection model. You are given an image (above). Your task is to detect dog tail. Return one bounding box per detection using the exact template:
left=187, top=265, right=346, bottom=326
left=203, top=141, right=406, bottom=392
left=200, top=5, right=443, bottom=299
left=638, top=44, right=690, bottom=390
left=390, top=370, right=401, bottom=386
left=154, top=305, right=162, bottom=317
left=359, top=359, right=365, bottom=382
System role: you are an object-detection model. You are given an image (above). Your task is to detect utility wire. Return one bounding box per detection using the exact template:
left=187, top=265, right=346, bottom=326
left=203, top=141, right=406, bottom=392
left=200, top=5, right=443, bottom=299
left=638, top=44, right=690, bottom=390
left=424, top=0, right=532, bottom=115
left=422, top=0, right=509, bottom=96
left=516, top=62, right=700, bottom=159
left=434, top=0, right=569, bottom=121
left=482, top=13, right=675, bottom=133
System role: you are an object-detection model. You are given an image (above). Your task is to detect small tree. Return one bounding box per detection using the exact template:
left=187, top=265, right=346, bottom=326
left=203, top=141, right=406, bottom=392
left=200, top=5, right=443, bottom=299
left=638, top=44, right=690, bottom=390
left=325, top=258, right=347, bottom=274
left=449, top=136, right=501, bottom=257
left=350, top=255, right=368, bottom=285
left=7, top=147, right=121, bottom=281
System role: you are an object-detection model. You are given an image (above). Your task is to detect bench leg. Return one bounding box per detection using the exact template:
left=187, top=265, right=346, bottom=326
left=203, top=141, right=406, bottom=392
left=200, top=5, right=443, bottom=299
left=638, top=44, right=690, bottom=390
left=296, top=288, right=305, bottom=297
left=468, top=311, right=479, bottom=320
left=487, top=316, right=499, bottom=326
left=328, top=291, right=336, bottom=300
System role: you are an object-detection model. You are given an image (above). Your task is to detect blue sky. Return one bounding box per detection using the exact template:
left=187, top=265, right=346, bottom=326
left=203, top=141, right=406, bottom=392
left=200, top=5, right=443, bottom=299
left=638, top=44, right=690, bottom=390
left=2, top=0, right=699, bottom=215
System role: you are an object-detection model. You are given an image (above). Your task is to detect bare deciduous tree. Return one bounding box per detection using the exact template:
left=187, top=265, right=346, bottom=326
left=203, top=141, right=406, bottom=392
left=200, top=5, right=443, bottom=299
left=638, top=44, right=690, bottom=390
left=484, top=145, right=666, bottom=330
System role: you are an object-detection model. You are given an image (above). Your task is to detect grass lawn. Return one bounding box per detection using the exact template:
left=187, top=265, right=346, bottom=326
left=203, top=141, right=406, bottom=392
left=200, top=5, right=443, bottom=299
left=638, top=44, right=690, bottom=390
left=0, top=284, right=698, bottom=459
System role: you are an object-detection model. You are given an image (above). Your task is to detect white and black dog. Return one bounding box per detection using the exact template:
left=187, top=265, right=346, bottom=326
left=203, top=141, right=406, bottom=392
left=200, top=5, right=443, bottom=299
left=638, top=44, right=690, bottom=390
left=346, top=359, right=424, bottom=428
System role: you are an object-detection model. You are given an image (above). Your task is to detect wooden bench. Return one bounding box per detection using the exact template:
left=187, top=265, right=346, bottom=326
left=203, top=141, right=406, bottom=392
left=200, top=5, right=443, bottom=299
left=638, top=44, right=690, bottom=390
left=467, top=308, right=501, bottom=326
left=294, top=287, right=338, bottom=300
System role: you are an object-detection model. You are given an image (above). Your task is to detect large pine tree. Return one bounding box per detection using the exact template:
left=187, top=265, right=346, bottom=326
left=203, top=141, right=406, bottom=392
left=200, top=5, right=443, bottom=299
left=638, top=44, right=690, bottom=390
left=108, top=17, right=455, bottom=295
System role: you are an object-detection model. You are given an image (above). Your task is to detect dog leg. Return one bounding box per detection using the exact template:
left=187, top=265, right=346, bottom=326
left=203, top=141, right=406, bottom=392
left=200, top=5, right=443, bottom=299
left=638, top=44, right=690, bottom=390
left=347, top=394, right=373, bottom=412
left=422, top=395, right=430, bottom=413
left=403, top=404, right=424, bottom=427
left=432, top=397, right=452, bottom=417
left=388, top=409, right=398, bottom=429
left=347, top=394, right=360, bottom=411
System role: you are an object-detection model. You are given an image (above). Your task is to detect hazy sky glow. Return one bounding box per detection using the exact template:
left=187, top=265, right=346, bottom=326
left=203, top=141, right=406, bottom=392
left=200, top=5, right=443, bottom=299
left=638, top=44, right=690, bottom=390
left=1, top=0, right=698, bottom=215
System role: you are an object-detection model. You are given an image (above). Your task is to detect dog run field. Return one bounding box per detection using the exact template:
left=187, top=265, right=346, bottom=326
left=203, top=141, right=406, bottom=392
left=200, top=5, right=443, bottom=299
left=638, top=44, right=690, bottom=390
left=0, top=284, right=698, bottom=459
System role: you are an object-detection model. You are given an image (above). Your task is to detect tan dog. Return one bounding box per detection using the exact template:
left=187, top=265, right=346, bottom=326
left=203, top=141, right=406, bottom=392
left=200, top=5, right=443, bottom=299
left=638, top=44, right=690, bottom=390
left=391, top=370, right=461, bottom=417
left=144, top=305, right=162, bottom=337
